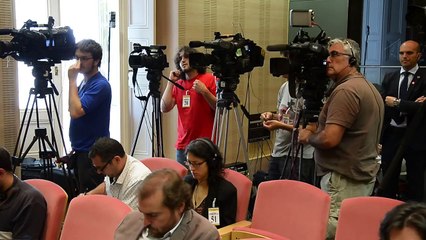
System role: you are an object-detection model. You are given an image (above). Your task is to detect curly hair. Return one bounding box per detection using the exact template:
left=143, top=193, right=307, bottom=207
left=173, top=46, right=207, bottom=80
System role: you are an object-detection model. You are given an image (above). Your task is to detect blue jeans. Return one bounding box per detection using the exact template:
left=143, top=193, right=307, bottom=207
left=176, top=149, right=187, bottom=167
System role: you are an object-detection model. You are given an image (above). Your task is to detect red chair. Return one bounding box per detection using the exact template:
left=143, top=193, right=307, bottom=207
left=59, top=195, right=131, bottom=240
left=232, top=180, right=330, bottom=240
left=25, top=179, right=68, bottom=240
left=141, top=157, right=188, bottom=177
left=335, top=196, right=404, bottom=240
left=223, top=169, right=252, bottom=221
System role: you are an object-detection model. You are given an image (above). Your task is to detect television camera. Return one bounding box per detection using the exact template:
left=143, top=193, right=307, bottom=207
left=188, top=32, right=265, bottom=93
left=267, top=10, right=330, bottom=120
left=0, top=16, right=75, bottom=66
left=128, top=43, right=169, bottom=71
left=127, top=43, right=170, bottom=157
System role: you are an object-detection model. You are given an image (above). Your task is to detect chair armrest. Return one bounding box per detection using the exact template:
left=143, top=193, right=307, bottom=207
left=231, top=227, right=290, bottom=240
left=218, top=220, right=252, bottom=240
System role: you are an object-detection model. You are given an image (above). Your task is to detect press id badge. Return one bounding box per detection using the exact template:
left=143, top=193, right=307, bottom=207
left=182, top=90, right=190, bottom=108
left=208, top=207, right=220, bottom=226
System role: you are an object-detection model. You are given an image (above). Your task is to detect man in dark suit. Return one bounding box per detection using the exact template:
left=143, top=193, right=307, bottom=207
left=114, top=169, right=219, bottom=240
left=381, top=40, right=426, bottom=201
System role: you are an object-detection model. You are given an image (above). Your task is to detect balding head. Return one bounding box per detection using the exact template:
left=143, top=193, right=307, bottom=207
left=138, top=169, right=192, bottom=211
left=400, top=40, right=422, bottom=71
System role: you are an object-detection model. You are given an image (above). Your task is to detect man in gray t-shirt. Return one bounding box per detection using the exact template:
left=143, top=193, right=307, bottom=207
left=261, top=81, right=315, bottom=183
left=298, top=38, right=384, bottom=240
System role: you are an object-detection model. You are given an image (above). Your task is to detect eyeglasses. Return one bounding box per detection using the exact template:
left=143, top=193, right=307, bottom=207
left=329, top=51, right=352, bottom=58
left=94, top=157, right=114, bottom=172
left=184, top=160, right=206, bottom=168
left=75, top=56, right=93, bottom=61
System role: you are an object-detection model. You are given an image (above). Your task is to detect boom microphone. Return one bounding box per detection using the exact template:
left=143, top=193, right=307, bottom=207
left=266, top=44, right=290, bottom=52
left=189, top=41, right=205, bottom=48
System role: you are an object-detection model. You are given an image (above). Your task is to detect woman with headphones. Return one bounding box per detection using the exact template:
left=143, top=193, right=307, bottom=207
left=184, top=138, right=237, bottom=228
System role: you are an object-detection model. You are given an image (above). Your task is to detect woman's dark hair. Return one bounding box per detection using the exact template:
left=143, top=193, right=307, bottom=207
left=380, top=202, right=426, bottom=240
left=185, top=138, right=224, bottom=185
left=174, top=46, right=207, bottom=80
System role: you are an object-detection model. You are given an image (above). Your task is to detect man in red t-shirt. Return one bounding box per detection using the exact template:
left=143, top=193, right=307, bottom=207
left=161, top=46, right=217, bottom=166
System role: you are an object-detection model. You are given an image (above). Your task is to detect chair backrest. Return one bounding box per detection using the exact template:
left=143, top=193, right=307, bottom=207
left=335, top=196, right=404, bottom=240
left=251, top=180, right=330, bottom=240
left=141, top=157, right=188, bottom=177
left=223, top=169, right=252, bottom=221
left=59, top=195, right=132, bottom=240
left=25, top=179, right=68, bottom=240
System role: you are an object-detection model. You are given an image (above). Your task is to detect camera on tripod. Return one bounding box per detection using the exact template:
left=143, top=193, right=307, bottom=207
left=267, top=9, right=330, bottom=118
left=128, top=43, right=169, bottom=71
left=0, top=16, right=75, bottom=65
left=188, top=32, right=265, bottom=92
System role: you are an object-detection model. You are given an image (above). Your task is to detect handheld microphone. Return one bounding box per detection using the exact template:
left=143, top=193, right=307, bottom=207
left=109, top=11, right=116, bottom=28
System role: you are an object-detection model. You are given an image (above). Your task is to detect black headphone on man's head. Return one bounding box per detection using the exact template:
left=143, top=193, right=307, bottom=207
left=345, top=40, right=357, bottom=66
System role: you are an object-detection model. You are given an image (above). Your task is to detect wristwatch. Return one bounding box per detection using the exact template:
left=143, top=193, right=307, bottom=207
left=393, top=98, right=401, bottom=107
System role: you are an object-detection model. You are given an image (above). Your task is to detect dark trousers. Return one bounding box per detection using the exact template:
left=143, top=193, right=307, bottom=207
left=381, top=126, right=426, bottom=201
left=72, top=151, right=104, bottom=193
left=268, top=155, right=316, bottom=185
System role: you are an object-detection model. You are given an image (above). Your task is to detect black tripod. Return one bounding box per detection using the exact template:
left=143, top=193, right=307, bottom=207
left=13, top=61, right=73, bottom=189
left=212, top=89, right=249, bottom=164
left=131, top=69, right=164, bottom=157
left=279, top=104, right=318, bottom=185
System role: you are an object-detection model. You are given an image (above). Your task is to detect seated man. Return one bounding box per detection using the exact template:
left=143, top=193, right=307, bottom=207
left=87, top=137, right=151, bottom=210
left=0, top=146, right=47, bottom=240
left=115, top=169, right=220, bottom=240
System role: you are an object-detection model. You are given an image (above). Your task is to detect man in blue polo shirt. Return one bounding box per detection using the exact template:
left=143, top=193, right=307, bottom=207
left=68, top=39, right=112, bottom=193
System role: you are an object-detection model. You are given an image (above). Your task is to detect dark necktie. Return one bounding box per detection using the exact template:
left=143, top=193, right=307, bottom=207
left=394, top=71, right=410, bottom=124
left=399, top=71, right=410, bottom=100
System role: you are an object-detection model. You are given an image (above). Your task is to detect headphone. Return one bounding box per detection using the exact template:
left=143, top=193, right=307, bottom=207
left=197, top=138, right=218, bottom=161
left=345, top=40, right=357, bottom=66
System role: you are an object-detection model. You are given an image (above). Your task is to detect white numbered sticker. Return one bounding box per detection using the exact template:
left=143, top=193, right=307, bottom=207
left=208, top=207, right=220, bottom=226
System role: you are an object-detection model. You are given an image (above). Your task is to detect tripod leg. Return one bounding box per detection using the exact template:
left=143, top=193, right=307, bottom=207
left=131, top=96, right=150, bottom=156
left=14, top=89, right=34, bottom=156
left=48, top=88, right=69, bottom=154
left=232, top=106, right=249, bottom=163
left=223, top=108, right=230, bottom=158
left=153, top=96, right=164, bottom=157
left=212, top=106, right=221, bottom=144
left=17, top=92, right=38, bottom=158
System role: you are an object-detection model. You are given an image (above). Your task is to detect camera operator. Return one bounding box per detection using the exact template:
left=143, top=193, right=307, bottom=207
left=68, top=39, right=112, bottom=193
left=261, top=80, right=315, bottom=184
left=0, top=146, right=47, bottom=240
left=161, top=46, right=217, bottom=166
left=380, top=40, right=426, bottom=202
left=298, top=38, right=384, bottom=239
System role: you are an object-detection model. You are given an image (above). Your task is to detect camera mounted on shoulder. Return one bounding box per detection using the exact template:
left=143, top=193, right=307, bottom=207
left=267, top=9, right=330, bottom=123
